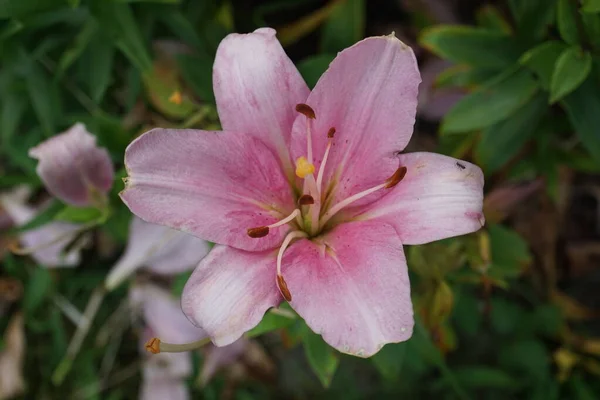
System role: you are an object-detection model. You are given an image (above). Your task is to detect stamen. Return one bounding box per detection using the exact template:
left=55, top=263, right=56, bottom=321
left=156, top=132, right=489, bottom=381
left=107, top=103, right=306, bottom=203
left=295, top=103, right=316, bottom=119
left=247, top=209, right=301, bottom=238
left=316, top=127, right=336, bottom=192
left=145, top=337, right=211, bottom=354
left=384, top=166, right=407, bottom=188
left=298, top=194, right=314, bottom=206
left=319, top=166, right=409, bottom=228
left=295, top=157, right=315, bottom=178
left=276, top=230, right=308, bottom=301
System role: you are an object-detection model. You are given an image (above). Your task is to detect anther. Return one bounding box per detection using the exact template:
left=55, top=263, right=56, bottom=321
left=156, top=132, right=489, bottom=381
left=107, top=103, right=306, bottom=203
left=295, top=156, right=315, bottom=178
left=384, top=166, right=408, bottom=189
left=298, top=194, right=314, bottom=206
left=247, top=226, right=269, bottom=238
left=277, top=275, right=292, bottom=301
left=145, top=337, right=161, bottom=354
left=295, top=103, right=316, bottom=119
left=327, top=127, right=336, bottom=138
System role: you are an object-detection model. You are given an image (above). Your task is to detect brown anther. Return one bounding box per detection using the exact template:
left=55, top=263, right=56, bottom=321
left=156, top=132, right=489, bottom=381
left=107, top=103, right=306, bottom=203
left=295, top=103, right=316, bottom=119
left=384, top=166, right=408, bottom=189
left=145, top=337, right=161, bottom=354
left=277, top=274, right=292, bottom=301
left=247, top=226, right=269, bottom=238
left=298, top=194, right=315, bottom=206
left=327, top=127, right=336, bottom=138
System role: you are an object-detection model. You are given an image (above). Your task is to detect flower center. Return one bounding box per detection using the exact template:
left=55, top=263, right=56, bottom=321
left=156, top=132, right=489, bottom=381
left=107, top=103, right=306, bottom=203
left=246, top=103, right=408, bottom=300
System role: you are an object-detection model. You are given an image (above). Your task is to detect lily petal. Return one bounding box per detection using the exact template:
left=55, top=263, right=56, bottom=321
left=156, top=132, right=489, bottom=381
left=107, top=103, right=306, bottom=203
left=291, top=35, right=420, bottom=206
left=140, top=379, right=189, bottom=400
left=182, top=245, right=281, bottom=346
left=283, top=221, right=413, bottom=357
left=105, top=217, right=210, bottom=291
left=0, top=191, right=81, bottom=268
left=356, top=152, right=485, bottom=245
left=199, top=339, right=248, bottom=387
left=131, top=284, right=205, bottom=344
left=214, top=28, right=310, bottom=170
left=121, top=128, right=296, bottom=251
left=29, top=123, right=114, bottom=207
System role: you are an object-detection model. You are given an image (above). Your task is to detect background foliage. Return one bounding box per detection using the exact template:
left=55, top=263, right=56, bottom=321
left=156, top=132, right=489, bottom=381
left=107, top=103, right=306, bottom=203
left=1, top=0, right=600, bottom=398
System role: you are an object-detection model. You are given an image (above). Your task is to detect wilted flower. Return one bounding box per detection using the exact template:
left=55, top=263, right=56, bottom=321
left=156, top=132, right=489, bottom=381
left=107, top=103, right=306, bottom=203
left=0, top=188, right=83, bottom=268
left=105, top=217, right=210, bottom=291
left=29, top=123, right=114, bottom=207
left=121, top=28, right=484, bottom=356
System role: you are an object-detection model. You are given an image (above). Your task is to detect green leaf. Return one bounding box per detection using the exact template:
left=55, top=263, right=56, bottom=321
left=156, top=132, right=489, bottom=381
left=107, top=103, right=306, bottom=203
left=321, top=0, right=364, bottom=53
left=297, top=54, right=334, bottom=89
left=91, top=0, right=152, bottom=72
left=550, top=46, right=592, bottom=103
left=562, top=77, right=600, bottom=161
left=476, top=5, right=512, bottom=34
left=87, top=33, right=116, bottom=103
left=160, top=10, right=206, bottom=52
left=176, top=53, right=215, bottom=104
left=57, top=20, right=98, bottom=79
left=454, top=367, right=519, bottom=390
left=570, top=374, right=597, bottom=400
left=24, top=267, right=52, bottom=313
left=498, top=340, right=550, bottom=382
left=434, top=65, right=496, bottom=89
left=557, top=0, right=580, bottom=45
left=441, top=67, right=539, bottom=134
left=581, top=12, right=600, bottom=48
left=143, top=65, right=196, bottom=120
left=371, top=342, right=407, bottom=381
left=509, top=0, right=557, bottom=43
left=54, top=206, right=104, bottom=224
left=116, top=0, right=180, bottom=3
left=23, top=56, right=61, bottom=136
left=0, top=0, right=64, bottom=19
left=302, top=326, right=339, bottom=388
left=476, top=92, right=547, bottom=172
left=11, top=200, right=63, bottom=234
left=520, top=41, right=568, bottom=90
left=245, top=309, right=296, bottom=338
left=582, top=0, right=600, bottom=13
left=419, top=26, right=521, bottom=69
left=488, top=224, right=531, bottom=277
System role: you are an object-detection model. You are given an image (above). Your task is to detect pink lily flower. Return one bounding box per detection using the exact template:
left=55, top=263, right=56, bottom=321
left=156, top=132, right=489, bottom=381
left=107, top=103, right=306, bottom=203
left=121, top=28, right=484, bottom=357
left=1, top=187, right=83, bottom=268
left=132, top=284, right=253, bottom=398
left=105, top=217, right=210, bottom=291
left=29, top=123, right=114, bottom=207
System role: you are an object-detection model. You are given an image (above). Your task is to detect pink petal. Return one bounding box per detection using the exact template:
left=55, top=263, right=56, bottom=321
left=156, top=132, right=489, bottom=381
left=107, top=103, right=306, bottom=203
left=355, top=152, right=485, bottom=245
left=199, top=339, right=248, bottom=386
left=121, top=128, right=296, bottom=251
left=214, top=28, right=310, bottom=171
left=181, top=245, right=281, bottom=346
left=283, top=221, right=413, bottom=357
left=105, top=217, right=210, bottom=290
left=29, top=123, right=114, bottom=207
left=131, top=283, right=205, bottom=344
left=0, top=190, right=82, bottom=268
left=140, top=379, right=188, bottom=400
left=290, top=35, right=420, bottom=207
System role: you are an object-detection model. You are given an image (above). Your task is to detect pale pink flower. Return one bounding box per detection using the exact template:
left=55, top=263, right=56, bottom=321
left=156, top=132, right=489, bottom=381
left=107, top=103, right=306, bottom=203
left=121, top=28, right=484, bottom=357
left=0, top=313, right=25, bottom=400
left=0, top=187, right=82, bottom=268
left=29, top=123, right=114, bottom=207
left=105, top=217, right=210, bottom=291
left=132, top=284, right=250, bottom=399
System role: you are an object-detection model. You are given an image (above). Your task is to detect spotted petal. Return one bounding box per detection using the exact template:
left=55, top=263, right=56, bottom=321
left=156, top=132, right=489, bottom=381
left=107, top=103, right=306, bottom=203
left=214, top=28, right=310, bottom=171
left=121, top=128, right=296, bottom=251
left=291, top=35, right=420, bottom=207
left=355, top=152, right=485, bottom=245
left=283, top=221, right=413, bottom=357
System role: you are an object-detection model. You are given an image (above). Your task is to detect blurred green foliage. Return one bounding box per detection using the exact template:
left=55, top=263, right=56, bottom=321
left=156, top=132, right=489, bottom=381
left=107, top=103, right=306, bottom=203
left=1, top=0, right=600, bottom=399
